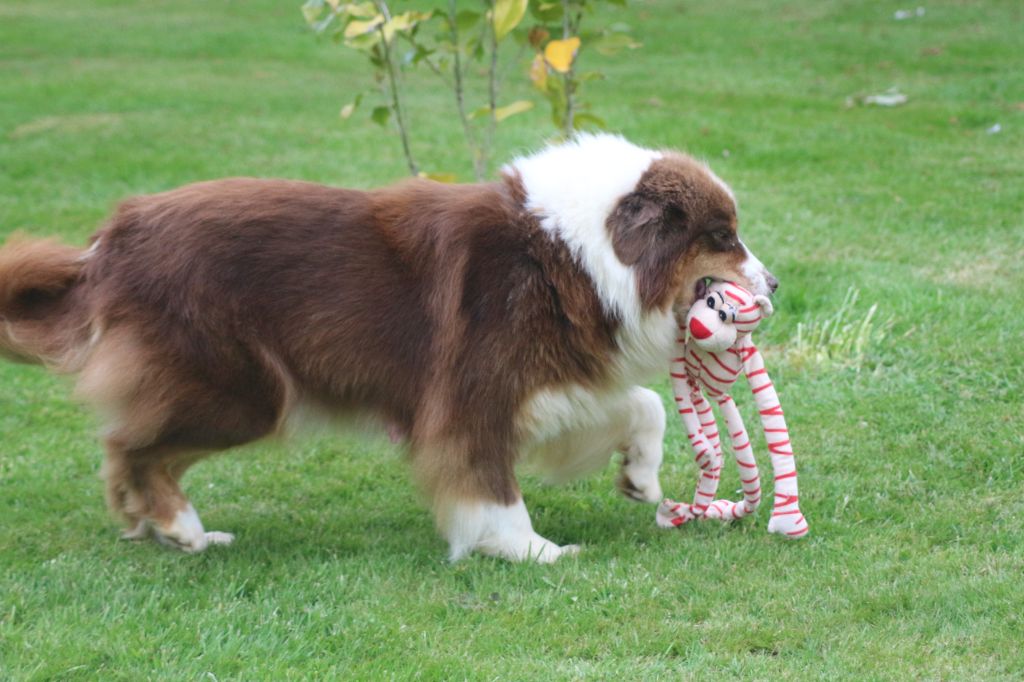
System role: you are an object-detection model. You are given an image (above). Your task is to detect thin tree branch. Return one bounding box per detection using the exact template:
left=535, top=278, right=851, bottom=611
left=375, top=1, right=419, bottom=175
left=448, top=0, right=486, bottom=180
left=485, top=0, right=499, bottom=173
left=396, top=32, right=453, bottom=89
left=561, top=0, right=575, bottom=136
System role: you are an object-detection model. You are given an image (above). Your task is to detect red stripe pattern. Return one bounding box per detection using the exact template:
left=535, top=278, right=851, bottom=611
left=655, top=281, right=808, bottom=539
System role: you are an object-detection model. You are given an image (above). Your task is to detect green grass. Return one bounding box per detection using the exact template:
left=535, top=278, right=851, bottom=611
left=1, top=0, right=1022, bottom=678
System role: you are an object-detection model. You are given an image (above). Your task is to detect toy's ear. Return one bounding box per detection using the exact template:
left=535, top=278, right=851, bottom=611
left=754, top=295, right=774, bottom=318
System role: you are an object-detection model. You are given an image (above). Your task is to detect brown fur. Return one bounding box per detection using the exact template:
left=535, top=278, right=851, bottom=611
left=0, top=235, right=90, bottom=366
left=0, top=158, right=750, bottom=546
left=606, top=154, right=746, bottom=310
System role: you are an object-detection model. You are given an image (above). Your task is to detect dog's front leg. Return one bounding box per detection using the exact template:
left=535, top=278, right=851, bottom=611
left=415, top=435, right=578, bottom=563
left=615, top=386, right=667, bottom=504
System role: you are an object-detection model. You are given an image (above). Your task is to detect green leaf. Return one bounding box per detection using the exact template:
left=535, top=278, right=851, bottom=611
left=542, top=75, right=567, bottom=125
left=454, top=10, right=481, bottom=33
left=530, top=2, right=563, bottom=23
left=592, top=32, right=641, bottom=56
left=493, top=99, right=534, bottom=122
left=572, top=112, right=607, bottom=130
left=410, top=44, right=434, bottom=65
left=370, top=105, right=391, bottom=126
left=492, top=0, right=528, bottom=41
left=467, top=105, right=490, bottom=120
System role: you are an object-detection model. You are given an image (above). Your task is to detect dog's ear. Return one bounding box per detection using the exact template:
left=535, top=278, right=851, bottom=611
left=607, top=192, right=691, bottom=309
left=606, top=193, right=668, bottom=265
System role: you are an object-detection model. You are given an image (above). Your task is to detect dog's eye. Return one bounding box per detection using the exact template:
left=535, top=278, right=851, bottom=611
left=706, top=296, right=716, bottom=309
left=718, top=310, right=727, bottom=322
left=707, top=228, right=737, bottom=251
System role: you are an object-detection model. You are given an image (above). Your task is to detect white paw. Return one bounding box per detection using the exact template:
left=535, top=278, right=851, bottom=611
left=151, top=505, right=235, bottom=553
left=617, top=466, right=663, bottom=504
left=204, top=531, right=235, bottom=546
left=530, top=541, right=580, bottom=564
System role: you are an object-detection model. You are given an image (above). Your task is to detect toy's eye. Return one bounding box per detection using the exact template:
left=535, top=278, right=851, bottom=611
left=718, top=310, right=727, bottom=322
left=706, top=296, right=716, bottom=309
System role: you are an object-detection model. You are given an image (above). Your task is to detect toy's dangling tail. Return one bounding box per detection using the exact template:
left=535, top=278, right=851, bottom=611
left=743, top=344, right=809, bottom=538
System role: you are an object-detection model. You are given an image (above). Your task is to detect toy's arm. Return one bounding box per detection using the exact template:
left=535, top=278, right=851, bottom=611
left=657, top=338, right=723, bottom=527
left=686, top=388, right=724, bottom=516
left=742, top=341, right=808, bottom=538
left=670, top=343, right=718, bottom=472
left=703, top=395, right=762, bottom=520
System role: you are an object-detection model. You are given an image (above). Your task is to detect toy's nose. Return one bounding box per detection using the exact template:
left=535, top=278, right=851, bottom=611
left=689, top=317, right=713, bottom=340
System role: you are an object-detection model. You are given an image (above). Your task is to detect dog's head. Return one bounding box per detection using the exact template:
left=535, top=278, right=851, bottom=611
left=605, top=152, right=777, bottom=315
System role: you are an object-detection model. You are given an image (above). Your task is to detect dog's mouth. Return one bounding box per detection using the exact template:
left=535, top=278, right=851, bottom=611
left=675, top=277, right=713, bottom=324
left=693, top=277, right=710, bottom=303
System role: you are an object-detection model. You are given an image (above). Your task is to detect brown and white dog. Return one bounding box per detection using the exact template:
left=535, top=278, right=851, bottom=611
left=0, top=134, right=776, bottom=562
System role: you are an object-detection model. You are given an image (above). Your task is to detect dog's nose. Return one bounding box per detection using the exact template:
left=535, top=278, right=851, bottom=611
left=766, top=273, right=779, bottom=294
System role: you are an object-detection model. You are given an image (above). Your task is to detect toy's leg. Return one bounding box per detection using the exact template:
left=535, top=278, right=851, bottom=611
left=656, top=498, right=694, bottom=528
left=689, top=388, right=724, bottom=517
left=670, top=372, right=716, bottom=471
left=662, top=339, right=723, bottom=527
left=745, top=347, right=808, bottom=538
left=705, top=396, right=761, bottom=521
left=658, top=376, right=713, bottom=528
left=657, top=388, right=699, bottom=528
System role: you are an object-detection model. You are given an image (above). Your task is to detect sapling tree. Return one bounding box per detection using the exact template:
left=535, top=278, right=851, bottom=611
left=301, top=0, right=639, bottom=179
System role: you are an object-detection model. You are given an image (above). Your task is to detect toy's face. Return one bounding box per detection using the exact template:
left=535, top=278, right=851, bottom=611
left=686, top=281, right=773, bottom=352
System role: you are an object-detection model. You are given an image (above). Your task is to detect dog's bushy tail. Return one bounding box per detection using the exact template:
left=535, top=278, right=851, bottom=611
left=0, top=234, right=90, bottom=369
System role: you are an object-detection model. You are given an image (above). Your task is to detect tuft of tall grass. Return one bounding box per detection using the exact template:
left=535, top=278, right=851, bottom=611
left=782, top=287, right=890, bottom=372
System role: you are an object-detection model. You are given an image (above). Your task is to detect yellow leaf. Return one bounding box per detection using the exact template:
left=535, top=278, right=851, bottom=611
left=492, top=0, right=528, bottom=41
left=529, top=53, right=548, bottom=91
left=345, top=2, right=377, bottom=18
left=418, top=171, right=458, bottom=183
left=494, top=100, right=534, bottom=122
left=343, top=15, right=384, bottom=39
left=544, top=36, right=581, bottom=74
left=387, top=10, right=432, bottom=34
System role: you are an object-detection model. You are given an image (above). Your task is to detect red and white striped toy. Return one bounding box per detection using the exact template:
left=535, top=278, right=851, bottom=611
left=655, top=280, right=808, bottom=538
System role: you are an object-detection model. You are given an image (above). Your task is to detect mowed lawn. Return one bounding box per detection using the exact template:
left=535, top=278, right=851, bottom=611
left=1, top=0, right=1022, bottom=679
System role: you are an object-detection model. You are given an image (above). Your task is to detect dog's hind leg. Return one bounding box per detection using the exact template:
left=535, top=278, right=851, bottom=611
left=103, top=442, right=233, bottom=552
left=82, top=331, right=287, bottom=550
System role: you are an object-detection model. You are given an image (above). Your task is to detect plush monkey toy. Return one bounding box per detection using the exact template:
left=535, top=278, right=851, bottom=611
left=656, top=281, right=808, bottom=538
